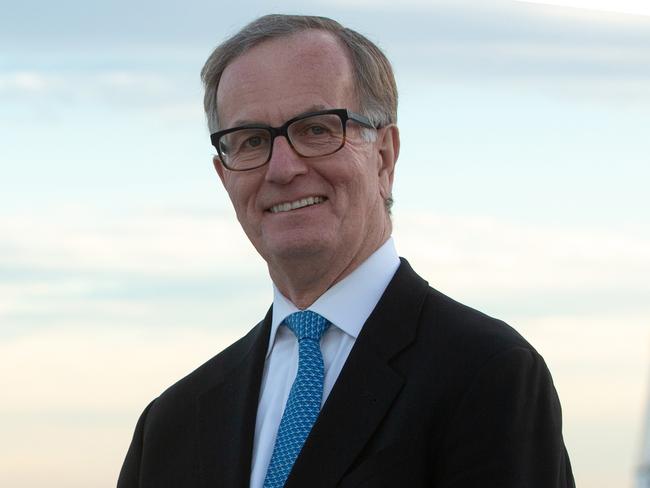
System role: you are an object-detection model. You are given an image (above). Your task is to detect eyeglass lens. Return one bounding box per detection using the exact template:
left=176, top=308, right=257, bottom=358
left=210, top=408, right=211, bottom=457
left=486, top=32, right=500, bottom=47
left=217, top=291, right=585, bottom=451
left=218, top=113, right=345, bottom=170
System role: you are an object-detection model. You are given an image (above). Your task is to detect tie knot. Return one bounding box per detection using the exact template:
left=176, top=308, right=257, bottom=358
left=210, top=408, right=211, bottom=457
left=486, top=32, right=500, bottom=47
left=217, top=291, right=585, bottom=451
left=284, top=310, right=329, bottom=341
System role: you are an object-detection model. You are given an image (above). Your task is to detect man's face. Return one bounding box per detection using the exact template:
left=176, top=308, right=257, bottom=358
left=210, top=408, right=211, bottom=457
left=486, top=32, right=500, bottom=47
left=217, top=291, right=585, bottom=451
left=214, top=30, right=397, bottom=275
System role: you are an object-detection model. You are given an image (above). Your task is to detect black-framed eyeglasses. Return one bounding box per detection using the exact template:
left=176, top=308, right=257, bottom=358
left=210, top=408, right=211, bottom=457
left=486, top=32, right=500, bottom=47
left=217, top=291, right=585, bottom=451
left=210, top=108, right=376, bottom=171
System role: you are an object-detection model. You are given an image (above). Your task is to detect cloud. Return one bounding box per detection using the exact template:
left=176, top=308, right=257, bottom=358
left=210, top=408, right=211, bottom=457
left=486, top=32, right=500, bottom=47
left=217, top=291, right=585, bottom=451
left=323, top=0, right=650, bottom=89
left=391, top=40, right=650, bottom=80
left=2, top=206, right=648, bottom=338
left=4, top=206, right=649, bottom=289
left=0, top=206, right=270, bottom=336
left=394, top=211, right=650, bottom=311
left=516, top=0, right=650, bottom=17
left=0, top=206, right=260, bottom=275
left=0, top=70, right=193, bottom=111
left=3, top=1, right=650, bottom=128
left=0, top=72, right=63, bottom=92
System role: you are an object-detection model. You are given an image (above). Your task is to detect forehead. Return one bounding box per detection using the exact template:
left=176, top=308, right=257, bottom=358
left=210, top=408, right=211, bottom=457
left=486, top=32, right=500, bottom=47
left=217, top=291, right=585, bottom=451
left=217, top=30, right=356, bottom=127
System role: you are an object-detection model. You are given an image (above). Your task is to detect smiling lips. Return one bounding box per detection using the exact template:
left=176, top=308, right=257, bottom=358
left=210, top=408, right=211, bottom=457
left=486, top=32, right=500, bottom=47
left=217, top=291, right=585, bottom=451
left=269, top=196, right=327, bottom=214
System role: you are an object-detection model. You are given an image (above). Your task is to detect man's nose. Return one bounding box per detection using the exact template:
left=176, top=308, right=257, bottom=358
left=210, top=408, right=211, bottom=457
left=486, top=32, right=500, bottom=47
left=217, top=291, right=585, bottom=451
left=264, top=135, right=309, bottom=184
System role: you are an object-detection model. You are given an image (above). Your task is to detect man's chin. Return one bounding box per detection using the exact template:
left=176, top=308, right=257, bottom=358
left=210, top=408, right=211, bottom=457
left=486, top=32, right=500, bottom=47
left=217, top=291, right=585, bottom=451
left=262, top=235, right=333, bottom=263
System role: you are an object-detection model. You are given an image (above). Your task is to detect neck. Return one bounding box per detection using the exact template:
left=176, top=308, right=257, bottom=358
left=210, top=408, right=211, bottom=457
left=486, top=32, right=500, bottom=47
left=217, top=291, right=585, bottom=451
left=269, top=234, right=390, bottom=309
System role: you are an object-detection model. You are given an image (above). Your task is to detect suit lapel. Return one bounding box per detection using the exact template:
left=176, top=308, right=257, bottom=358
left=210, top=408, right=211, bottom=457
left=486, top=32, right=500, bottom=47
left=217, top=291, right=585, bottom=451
left=286, top=259, right=430, bottom=487
left=197, top=308, right=272, bottom=488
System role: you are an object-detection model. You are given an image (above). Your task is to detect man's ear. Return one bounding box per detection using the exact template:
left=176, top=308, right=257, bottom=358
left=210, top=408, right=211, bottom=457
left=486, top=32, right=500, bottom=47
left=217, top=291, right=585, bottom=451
left=376, top=124, right=400, bottom=200
left=212, top=155, right=226, bottom=185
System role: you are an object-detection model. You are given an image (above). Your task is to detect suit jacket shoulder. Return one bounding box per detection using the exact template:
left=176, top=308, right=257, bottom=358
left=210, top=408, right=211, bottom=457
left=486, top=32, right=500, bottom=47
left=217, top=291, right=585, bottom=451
left=325, top=258, right=574, bottom=488
left=118, top=310, right=272, bottom=488
left=156, top=312, right=271, bottom=408
left=420, top=281, right=540, bottom=377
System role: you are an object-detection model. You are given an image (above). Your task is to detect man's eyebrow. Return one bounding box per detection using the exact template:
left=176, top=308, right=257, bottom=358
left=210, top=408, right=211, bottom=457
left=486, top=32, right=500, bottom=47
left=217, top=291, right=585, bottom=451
left=230, top=117, right=260, bottom=127
left=229, top=104, right=330, bottom=128
left=301, top=104, right=328, bottom=114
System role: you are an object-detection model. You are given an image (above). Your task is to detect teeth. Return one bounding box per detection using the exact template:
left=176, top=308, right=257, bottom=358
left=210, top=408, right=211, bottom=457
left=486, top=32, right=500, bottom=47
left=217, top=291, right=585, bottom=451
left=270, top=196, right=325, bottom=213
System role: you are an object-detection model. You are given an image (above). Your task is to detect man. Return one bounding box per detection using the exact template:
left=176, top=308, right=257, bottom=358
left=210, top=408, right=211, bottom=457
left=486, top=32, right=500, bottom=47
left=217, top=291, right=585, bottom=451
left=119, top=14, right=575, bottom=488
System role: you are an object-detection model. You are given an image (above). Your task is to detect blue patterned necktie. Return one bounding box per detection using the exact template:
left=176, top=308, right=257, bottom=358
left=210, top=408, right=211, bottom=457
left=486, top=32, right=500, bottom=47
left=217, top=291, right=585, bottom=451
left=263, top=310, right=330, bottom=488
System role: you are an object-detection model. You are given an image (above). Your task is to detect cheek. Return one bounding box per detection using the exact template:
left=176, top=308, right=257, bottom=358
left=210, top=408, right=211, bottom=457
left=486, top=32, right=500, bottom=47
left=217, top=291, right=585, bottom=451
left=334, top=177, right=376, bottom=221
left=224, top=177, right=257, bottom=211
left=345, top=148, right=382, bottom=197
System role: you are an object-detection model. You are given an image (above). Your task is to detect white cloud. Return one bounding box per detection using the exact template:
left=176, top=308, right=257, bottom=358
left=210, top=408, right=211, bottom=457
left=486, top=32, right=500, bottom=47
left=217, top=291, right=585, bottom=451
left=0, top=70, right=187, bottom=109
left=0, top=206, right=262, bottom=275
left=517, top=0, right=650, bottom=17
left=2, top=203, right=648, bottom=390
left=98, top=71, right=170, bottom=90
left=3, top=207, right=649, bottom=319
left=394, top=211, right=650, bottom=298
left=0, top=72, right=63, bottom=93
left=393, top=40, right=650, bottom=72
left=333, top=0, right=650, bottom=18
left=3, top=207, right=649, bottom=303
left=0, top=206, right=270, bottom=332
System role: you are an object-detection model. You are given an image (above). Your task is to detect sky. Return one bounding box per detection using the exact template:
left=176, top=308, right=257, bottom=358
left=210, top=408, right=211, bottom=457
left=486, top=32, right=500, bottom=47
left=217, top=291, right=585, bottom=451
left=1, top=0, right=649, bottom=487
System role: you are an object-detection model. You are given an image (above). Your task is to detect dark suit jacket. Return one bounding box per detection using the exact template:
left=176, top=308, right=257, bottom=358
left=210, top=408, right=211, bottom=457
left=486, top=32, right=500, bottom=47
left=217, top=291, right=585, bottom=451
left=118, top=259, right=575, bottom=487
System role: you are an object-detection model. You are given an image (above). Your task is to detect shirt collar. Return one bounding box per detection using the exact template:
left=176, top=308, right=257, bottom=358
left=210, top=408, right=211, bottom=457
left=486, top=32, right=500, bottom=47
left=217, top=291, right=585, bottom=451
left=268, top=237, right=400, bottom=358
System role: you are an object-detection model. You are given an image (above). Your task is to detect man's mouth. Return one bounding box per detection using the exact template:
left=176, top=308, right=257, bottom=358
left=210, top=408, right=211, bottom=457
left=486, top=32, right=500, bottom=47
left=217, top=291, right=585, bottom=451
left=269, top=196, right=327, bottom=214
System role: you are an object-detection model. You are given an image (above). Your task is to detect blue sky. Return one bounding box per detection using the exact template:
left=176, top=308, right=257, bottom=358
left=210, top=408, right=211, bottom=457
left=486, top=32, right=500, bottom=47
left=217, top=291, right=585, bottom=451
left=1, top=1, right=649, bottom=487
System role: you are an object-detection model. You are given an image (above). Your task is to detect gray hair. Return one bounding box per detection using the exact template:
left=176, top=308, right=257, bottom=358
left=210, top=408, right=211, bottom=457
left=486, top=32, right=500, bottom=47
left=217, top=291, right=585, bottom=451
left=200, top=14, right=398, bottom=134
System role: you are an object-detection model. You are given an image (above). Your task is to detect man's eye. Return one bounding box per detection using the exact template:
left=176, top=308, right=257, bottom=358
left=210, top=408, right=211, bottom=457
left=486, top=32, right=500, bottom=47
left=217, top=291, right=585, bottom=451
left=235, top=134, right=269, bottom=152
left=306, top=125, right=328, bottom=136
left=244, top=136, right=263, bottom=148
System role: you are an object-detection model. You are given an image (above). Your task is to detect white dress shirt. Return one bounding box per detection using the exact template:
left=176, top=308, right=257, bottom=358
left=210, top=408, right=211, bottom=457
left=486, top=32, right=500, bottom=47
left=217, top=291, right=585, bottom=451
left=248, top=238, right=400, bottom=488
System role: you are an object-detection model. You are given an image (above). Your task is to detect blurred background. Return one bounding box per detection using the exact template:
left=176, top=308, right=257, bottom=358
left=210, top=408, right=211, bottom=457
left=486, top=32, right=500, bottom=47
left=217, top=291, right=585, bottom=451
left=1, top=0, right=649, bottom=486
